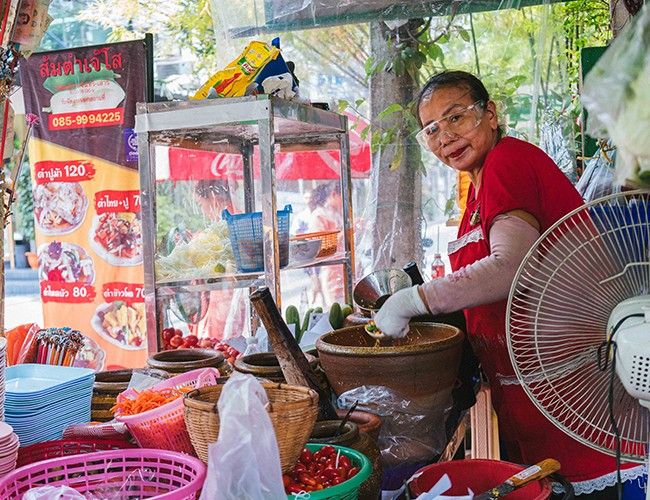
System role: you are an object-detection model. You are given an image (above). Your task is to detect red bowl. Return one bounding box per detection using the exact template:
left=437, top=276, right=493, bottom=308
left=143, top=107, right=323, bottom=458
left=409, top=459, right=552, bottom=499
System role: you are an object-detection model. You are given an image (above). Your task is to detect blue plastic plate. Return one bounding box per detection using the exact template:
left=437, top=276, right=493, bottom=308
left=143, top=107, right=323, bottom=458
left=5, top=365, right=94, bottom=395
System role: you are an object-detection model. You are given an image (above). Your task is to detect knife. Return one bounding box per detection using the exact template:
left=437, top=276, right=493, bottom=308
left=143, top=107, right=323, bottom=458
left=473, top=459, right=560, bottom=499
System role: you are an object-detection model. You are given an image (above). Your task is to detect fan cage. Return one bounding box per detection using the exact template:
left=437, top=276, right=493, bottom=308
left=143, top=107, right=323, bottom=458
left=507, top=190, right=650, bottom=463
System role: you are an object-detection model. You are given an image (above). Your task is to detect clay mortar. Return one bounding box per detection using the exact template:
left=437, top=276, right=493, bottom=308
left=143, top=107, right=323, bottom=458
left=316, top=322, right=463, bottom=407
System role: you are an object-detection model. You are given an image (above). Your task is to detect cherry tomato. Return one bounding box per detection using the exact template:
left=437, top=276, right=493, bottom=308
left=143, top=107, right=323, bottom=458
left=331, top=476, right=343, bottom=485
left=320, top=445, right=336, bottom=457
left=339, top=455, right=351, bottom=470
left=299, top=448, right=313, bottom=464
left=169, top=335, right=183, bottom=348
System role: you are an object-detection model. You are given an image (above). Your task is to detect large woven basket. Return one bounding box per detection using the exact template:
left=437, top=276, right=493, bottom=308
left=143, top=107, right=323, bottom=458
left=184, top=383, right=319, bottom=472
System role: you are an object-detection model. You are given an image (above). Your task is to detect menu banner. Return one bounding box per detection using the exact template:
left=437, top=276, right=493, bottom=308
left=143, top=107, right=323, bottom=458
left=21, top=39, right=151, bottom=369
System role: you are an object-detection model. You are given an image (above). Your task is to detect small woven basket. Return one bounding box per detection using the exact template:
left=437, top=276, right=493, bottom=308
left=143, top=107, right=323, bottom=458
left=184, top=382, right=319, bottom=472
left=292, top=230, right=339, bottom=258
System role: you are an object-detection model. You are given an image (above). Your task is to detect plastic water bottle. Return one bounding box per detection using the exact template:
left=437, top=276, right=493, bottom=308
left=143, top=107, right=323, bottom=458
left=431, top=253, right=445, bottom=279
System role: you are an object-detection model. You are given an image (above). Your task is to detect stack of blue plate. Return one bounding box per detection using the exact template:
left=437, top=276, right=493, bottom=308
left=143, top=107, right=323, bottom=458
left=4, top=364, right=94, bottom=446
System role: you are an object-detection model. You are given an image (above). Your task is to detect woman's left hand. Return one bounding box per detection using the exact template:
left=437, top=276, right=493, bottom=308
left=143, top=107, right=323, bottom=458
left=374, top=286, right=429, bottom=338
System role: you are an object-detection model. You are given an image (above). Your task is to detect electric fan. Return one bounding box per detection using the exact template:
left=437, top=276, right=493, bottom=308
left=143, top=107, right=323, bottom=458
left=507, top=190, right=650, bottom=496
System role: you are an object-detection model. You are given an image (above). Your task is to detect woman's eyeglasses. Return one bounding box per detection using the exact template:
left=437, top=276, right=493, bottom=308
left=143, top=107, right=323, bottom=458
left=416, top=100, right=486, bottom=151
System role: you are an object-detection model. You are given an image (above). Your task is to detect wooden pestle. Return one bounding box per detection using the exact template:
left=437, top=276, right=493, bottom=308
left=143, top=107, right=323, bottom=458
left=250, top=287, right=338, bottom=420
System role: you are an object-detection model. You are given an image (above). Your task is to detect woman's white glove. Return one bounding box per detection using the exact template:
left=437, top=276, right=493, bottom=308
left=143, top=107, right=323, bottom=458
left=374, top=286, right=429, bottom=338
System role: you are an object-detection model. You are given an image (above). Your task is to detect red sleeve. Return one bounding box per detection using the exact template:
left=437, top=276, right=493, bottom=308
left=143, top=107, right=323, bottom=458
left=479, top=138, right=541, bottom=233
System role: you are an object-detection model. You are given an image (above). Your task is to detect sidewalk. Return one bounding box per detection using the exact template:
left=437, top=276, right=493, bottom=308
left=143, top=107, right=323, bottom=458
left=5, top=295, right=43, bottom=331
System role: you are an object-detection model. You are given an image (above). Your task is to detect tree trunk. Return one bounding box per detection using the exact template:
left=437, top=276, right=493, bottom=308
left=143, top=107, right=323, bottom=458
left=368, top=20, right=423, bottom=271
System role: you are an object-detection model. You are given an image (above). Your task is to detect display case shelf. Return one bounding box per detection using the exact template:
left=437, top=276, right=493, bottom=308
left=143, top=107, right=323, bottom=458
left=138, top=96, right=356, bottom=352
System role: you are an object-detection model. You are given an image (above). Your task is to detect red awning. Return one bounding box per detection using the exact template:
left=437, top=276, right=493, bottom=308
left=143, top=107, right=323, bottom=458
left=166, top=114, right=371, bottom=181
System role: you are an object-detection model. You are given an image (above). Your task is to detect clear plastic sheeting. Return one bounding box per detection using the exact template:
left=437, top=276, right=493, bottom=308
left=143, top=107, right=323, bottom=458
left=539, top=113, right=577, bottom=183
left=582, top=2, right=650, bottom=187
left=337, top=385, right=452, bottom=469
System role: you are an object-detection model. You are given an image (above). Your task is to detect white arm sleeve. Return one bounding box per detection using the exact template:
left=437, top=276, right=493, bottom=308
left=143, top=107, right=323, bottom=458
left=421, top=215, right=540, bottom=315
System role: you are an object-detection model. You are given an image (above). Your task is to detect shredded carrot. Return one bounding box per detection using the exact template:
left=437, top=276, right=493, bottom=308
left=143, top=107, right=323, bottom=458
left=111, top=386, right=192, bottom=416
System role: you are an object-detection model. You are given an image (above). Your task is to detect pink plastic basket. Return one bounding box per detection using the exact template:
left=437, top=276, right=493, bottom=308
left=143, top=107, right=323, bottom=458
left=0, top=448, right=206, bottom=499
left=114, top=368, right=218, bottom=455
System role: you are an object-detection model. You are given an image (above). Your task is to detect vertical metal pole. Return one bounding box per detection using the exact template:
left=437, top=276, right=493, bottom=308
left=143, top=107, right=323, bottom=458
left=258, top=101, right=281, bottom=306
left=137, top=104, right=160, bottom=354
left=241, top=142, right=255, bottom=213
left=339, top=121, right=355, bottom=306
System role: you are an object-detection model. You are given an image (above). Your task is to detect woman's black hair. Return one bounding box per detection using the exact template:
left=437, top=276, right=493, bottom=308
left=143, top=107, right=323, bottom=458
left=416, top=70, right=490, bottom=127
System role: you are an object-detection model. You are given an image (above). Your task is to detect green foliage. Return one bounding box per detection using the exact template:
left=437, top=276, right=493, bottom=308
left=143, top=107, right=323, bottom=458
left=15, top=150, right=35, bottom=242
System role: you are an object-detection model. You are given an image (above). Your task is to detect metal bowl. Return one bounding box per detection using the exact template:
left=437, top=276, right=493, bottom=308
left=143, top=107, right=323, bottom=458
left=353, top=269, right=412, bottom=312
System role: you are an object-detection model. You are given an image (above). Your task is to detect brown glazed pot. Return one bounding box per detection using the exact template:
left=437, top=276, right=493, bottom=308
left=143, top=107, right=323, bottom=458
left=234, top=352, right=318, bottom=382
left=316, top=322, right=463, bottom=407
left=147, top=348, right=231, bottom=376
left=310, top=420, right=382, bottom=500
left=92, top=368, right=168, bottom=422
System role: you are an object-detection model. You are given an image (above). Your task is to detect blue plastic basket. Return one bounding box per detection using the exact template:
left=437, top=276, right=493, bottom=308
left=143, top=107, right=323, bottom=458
left=222, top=205, right=292, bottom=272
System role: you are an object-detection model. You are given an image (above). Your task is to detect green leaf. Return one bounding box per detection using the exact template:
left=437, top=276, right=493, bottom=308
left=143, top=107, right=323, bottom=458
left=355, top=98, right=365, bottom=108
left=390, top=140, right=404, bottom=171
left=427, top=43, right=443, bottom=61
left=393, top=58, right=405, bottom=76
left=459, top=28, right=471, bottom=42
left=364, top=56, right=375, bottom=77
left=438, top=33, right=450, bottom=44
left=337, top=99, right=349, bottom=113
left=360, top=126, right=371, bottom=141
left=378, top=103, right=403, bottom=120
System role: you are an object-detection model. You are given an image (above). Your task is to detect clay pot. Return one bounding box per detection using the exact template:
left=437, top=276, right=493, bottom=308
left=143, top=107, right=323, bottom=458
left=335, top=408, right=382, bottom=442
left=92, top=368, right=168, bottom=422
left=25, top=252, right=38, bottom=270
left=310, top=420, right=382, bottom=499
left=316, top=322, right=463, bottom=408
left=147, top=348, right=231, bottom=376
left=234, top=352, right=318, bottom=382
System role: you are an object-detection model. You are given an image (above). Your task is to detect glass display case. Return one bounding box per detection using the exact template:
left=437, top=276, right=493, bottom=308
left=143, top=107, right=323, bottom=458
left=136, top=95, right=355, bottom=352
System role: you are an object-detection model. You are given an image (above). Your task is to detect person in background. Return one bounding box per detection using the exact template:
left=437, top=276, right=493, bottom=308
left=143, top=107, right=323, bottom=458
left=190, top=179, right=246, bottom=340
left=374, top=70, right=643, bottom=498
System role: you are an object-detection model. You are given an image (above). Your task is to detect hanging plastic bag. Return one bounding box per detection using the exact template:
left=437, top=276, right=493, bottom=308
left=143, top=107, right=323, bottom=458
left=582, top=3, right=650, bottom=186
left=200, top=372, right=285, bottom=500
left=575, top=143, right=618, bottom=202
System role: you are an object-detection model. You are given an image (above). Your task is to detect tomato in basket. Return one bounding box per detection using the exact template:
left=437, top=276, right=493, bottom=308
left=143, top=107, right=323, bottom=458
left=283, top=446, right=360, bottom=494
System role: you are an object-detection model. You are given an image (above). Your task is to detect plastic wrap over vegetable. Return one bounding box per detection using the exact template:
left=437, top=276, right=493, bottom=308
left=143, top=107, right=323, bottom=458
left=582, top=3, right=650, bottom=187
left=337, top=385, right=451, bottom=469
left=155, top=220, right=236, bottom=280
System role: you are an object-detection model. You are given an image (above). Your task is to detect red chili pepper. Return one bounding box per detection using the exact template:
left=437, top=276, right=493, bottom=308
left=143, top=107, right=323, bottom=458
left=348, top=466, right=360, bottom=479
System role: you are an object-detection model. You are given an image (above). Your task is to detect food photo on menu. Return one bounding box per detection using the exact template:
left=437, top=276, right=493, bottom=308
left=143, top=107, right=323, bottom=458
left=37, top=241, right=95, bottom=284
left=92, top=301, right=146, bottom=350
left=90, top=212, right=143, bottom=266
left=33, top=182, right=88, bottom=235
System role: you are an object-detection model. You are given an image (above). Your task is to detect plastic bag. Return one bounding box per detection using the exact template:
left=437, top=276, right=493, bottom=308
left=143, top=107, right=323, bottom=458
left=200, top=372, right=285, bottom=500
left=337, top=385, right=451, bottom=469
left=582, top=3, right=650, bottom=186
left=575, top=143, right=618, bottom=202
left=23, top=486, right=85, bottom=500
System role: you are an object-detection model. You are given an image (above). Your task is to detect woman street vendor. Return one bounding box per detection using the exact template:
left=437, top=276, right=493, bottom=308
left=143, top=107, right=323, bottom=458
left=374, top=71, right=644, bottom=498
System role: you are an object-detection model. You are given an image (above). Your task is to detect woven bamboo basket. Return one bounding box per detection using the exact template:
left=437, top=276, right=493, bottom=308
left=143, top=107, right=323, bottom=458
left=291, top=230, right=339, bottom=258
left=184, top=383, right=319, bottom=472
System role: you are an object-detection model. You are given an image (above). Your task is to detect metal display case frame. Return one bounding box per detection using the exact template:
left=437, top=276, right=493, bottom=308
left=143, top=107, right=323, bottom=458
left=136, top=95, right=356, bottom=353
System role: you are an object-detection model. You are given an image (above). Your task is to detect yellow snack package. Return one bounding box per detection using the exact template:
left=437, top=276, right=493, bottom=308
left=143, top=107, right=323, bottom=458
left=191, top=41, right=280, bottom=100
